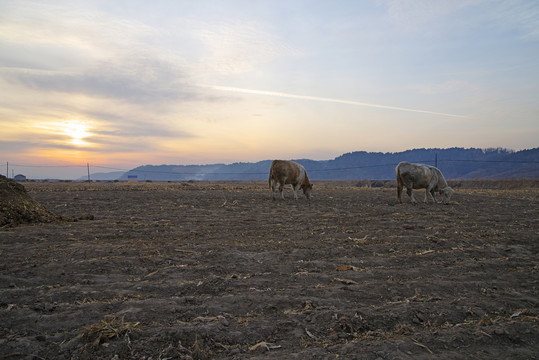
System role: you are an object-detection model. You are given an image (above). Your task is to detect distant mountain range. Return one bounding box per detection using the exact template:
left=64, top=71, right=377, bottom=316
left=80, top=148, right=538, bottom=181
left=86, top=147, right=537, bottom=181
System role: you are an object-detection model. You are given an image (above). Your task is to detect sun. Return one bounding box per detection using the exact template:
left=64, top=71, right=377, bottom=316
left=63, top=120, right=92, bottom=146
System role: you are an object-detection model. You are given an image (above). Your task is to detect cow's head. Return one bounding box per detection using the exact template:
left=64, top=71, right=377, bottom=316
left=302, top=183, right=313, bottom=199
left=439, top=186, right=454, bottom=204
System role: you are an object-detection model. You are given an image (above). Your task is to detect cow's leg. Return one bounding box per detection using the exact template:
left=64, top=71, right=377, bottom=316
left=407, top=187, right=417, bottom=203
left=271, top=180, right=276, bottom=200
left=425, top=184, right=435, bottom=203
left=293, top=184, right=300, bottom=200
left=397, top=184, right=403, bottom=203
left=278, top=183, right=285, bottom=200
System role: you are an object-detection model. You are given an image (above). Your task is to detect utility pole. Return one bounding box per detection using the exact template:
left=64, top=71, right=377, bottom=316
left=435, top=153, right=438, bottom=168
left=87, top=162, right=91, bottom=182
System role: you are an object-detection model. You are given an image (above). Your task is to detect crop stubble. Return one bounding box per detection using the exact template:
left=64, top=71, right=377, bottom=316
left=0, top=181, right=537, bottom=359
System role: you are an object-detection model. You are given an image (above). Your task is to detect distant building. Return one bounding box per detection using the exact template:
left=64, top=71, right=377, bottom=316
left=127, top=175, right=138, bottom=183
left=13, top=174, right=27, bottom=182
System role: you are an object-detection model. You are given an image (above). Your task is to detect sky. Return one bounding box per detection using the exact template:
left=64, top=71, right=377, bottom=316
left=1, top=0, right=538, bottom=179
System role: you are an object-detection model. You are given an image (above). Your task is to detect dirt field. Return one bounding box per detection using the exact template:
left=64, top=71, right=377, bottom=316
left=1, top=181, right=538, bottom=359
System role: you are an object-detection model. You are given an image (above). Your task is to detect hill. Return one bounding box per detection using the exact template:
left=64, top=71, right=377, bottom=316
left=117, top=147, right=539, bottom=181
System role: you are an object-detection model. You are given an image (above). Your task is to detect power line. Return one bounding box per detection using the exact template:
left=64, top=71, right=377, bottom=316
left=8, top=164, right=88, bottom=168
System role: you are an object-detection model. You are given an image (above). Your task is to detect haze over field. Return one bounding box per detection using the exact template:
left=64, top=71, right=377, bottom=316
left=1, top=1, right=538, bottom=179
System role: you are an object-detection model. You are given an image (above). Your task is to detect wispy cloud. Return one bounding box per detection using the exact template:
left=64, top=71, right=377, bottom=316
left=209, top=85, right=468, bottom=118
left=492, top=1, right=539, bottom=41
left=383, top=0, right=539, bottom=40
left=384, top=0, right=484, bottom=24
left=2, top=59, right=196, bottom=103
left=194, top=20, right=296, bottom=75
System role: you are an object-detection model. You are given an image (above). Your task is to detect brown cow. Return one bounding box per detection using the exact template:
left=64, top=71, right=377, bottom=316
left=269, top=160, right=313, bottom=200
left=396, top=162, right=454, bottom=204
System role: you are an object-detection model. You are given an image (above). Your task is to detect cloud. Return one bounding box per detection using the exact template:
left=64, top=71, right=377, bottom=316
left=0, top=2, right=203, bottom=104
left=382, top=0, right=539, bottom=40
left=2, top=58, right=198, bottom=104
left=194, top=19, right=298, bottom=75
left=383, top=0, right=486, bottom=24
left=0, top=2, right=293, bottom=106
left=492, top=1, right=539, bottom=41
left=0, top=2, right=156, bottom=51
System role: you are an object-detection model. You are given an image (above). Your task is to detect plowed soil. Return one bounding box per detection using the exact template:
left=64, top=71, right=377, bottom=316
left=1, top=181, right=537, bottom=359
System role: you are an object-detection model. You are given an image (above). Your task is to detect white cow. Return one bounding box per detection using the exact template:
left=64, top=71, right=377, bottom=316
left=396, top=162, right=454, bottom=204
left=269, top=160, right=313, bottom=200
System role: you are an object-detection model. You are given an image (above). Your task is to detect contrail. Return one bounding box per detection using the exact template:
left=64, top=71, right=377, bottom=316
left=210, top=85, right=467, bottom=118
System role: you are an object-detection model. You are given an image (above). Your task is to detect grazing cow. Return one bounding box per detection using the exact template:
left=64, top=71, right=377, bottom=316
left=396, top=162, right=454, bottom=204
left=269, top=160, right=313, bottom=200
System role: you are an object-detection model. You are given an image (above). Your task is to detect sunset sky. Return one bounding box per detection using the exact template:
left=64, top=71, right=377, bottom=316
left=1, top=0, right=538, bottom=179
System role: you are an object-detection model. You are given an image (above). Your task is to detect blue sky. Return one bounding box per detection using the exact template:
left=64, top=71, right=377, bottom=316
left=0, top=0, right=538, bottom=178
